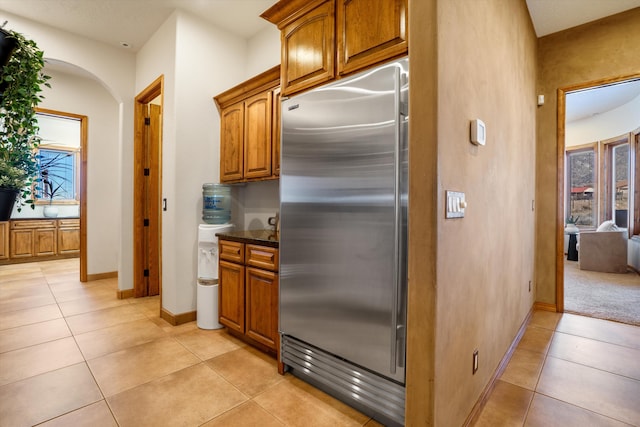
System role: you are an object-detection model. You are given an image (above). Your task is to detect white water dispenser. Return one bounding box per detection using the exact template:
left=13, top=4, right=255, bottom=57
left=197, top=223, right=234, bottom=329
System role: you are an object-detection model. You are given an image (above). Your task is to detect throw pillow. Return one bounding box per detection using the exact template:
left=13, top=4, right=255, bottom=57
left=596, top=220, right=618, bottom=232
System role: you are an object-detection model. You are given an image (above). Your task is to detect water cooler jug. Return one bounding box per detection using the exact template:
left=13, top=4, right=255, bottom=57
left=197, top=223, right=234, bottom=329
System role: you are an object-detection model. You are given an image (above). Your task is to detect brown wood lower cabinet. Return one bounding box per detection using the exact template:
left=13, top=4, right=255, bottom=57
left=245, top=267, right=278, bottom=348
left=218, top=239, right=279, bottom=359
left=0, top=222, right=9, bottom=260
left=58, top=219, right=81, bottom=255
left=0, top=218, right=79, bottom=264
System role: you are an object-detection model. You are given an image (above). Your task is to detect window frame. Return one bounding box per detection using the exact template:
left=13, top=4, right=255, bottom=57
left=33, top=144, right=81, bottom=205
left=633, top=128, right=639, bottom=236
left=600, top=134, right=632, bottom=232
left=565, top=143, right=598, bottom=229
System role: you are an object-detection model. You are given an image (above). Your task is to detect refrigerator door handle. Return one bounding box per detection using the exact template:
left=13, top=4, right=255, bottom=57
left=390, top=66, right=402, bottom=374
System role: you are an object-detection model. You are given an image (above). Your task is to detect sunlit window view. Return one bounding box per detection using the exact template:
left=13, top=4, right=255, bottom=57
left=612, top=143, right=629, bottom=227
left=567, top=149, right=596, bottom=227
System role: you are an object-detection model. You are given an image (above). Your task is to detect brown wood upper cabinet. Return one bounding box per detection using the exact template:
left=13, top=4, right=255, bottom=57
left=214, top=66, right=280, bottom=183
left=261, top=0, right=408, bottom=96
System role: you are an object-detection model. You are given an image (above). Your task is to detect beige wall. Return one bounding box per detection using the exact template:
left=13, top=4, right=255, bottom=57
left=407, top=0, right=537, bottom=424
left=535, top=8, right=640, bottom=305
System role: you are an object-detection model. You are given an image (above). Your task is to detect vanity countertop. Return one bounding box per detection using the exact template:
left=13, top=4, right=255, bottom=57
left=216, top=229, right=279, bottom=248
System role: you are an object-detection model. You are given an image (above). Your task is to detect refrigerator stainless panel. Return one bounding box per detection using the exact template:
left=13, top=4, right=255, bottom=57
left=280, top=58, right=408, bottom=384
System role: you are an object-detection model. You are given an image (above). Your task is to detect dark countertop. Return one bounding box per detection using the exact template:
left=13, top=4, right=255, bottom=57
left=11, top=217, right=80, bottom=220
left=216, top=229, right=279, bottom=248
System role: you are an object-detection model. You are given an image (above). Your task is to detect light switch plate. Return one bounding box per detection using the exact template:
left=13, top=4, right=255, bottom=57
left=446, top=191, right=466, bottom=218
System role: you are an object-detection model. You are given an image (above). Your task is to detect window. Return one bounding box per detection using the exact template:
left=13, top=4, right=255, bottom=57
left=566, top=146, right=597, bottom=227
left=600, top=134, right=633, bottom=231
left=605, top=142, right=630, bottom=228
left=634, top=130, right=639, bottom=235
left=35, top=146, right=79, bottom=203
left=34, top=112, right=82, bottom=205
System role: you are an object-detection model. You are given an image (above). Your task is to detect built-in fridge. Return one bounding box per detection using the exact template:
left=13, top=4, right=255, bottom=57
left=279, top=57, right=409, bottom=426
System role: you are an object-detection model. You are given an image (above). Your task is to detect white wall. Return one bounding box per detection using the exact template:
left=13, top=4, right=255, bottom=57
left=172, top=11, right=248, bottom=314
left=134, top=12, right=179, bottom=302
left=134, top=10, right=248, bottom=314
left=239, top=181, right=279, bottom=230
left=40, top=69, right=120, bottom=274
left=2, top=12, right=135, bottom=277
left=566, top=94, right=640, bottom=146
left=246, top=25, right=280, bottom=78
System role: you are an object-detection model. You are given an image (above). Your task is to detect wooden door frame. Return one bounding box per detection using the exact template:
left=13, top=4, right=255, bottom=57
left=555, top=73, right=640, bottom=312
left=133, top=75, right=164, bottom=298
left=36, top=108, right=88, bottom=281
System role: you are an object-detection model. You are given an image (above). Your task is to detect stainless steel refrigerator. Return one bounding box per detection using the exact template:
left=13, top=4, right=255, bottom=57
left=279, top=57, right=408, bottom=426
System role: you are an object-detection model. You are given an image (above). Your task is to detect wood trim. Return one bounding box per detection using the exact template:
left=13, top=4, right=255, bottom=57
left=260, top=0, right=327, bottom=29
left=87, top=271, right=118, bottom=281
left=533, top=302, right=558, bottom=312
left=117, top=288, right=134, bottom=299
left=36, top=108, right=88, bottom=282
left=556, top=88, right=566, bottom=314
left=160, top=308, right=197, bottom=326
left=557, top=73, right=640, bottom=312
left=213, top=66, right=280, bottom=112
left=463, top=309, right=534, bottom=426
left=134, top=76, right=164, bottom=300
left=0, top=253, right=78, bottom=265
left=634, top=129, right=640, bottom=236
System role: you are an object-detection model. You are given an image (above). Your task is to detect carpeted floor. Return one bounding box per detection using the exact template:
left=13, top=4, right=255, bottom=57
left=564, top=260, right=640, bottom=326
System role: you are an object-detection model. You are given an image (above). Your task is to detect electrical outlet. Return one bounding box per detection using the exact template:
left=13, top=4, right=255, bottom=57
left=472, top=349, right=479, bottom=374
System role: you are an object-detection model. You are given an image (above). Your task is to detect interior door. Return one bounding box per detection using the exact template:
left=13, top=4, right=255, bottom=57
left=145, top=104, right=161, bottom=296
left=134, top=78, right=163, bottom=298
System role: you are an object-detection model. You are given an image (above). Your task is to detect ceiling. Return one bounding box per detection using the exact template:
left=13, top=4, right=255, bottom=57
left=0, top=0, right=276, bottom=50
left=1, top=0, right=639, bottom=118
left=525, top=0, right=640, bottom=36
left=0, top=0, right=638, bottom=51
left=566, top=79, right=640, bottom=123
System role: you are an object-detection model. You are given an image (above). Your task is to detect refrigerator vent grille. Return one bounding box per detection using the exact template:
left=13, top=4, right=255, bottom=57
left=282, top=335, right=405, bottom=426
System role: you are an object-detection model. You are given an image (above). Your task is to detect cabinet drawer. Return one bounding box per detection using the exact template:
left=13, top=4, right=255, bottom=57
left=58, top=219, right=80, bottom=228
left=246, top=244, right=279, bottom=272
left=11, top=220, right=57, bottom=229
left=219, top=240, right=244, bottom=263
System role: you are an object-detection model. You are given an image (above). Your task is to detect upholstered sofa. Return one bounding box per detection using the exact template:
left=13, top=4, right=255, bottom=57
left=579, top=230, right=628, bottom=273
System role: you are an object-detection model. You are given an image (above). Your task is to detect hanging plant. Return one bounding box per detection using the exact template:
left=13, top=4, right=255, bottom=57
left=0, top=26, right=51, bottom=214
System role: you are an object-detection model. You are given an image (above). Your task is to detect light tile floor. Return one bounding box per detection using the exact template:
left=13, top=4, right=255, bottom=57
left=0, top=259, right=381, bottom=427
left=475, top=310, right=640, bottom=426
left=2, top=259, right=639, bottom=426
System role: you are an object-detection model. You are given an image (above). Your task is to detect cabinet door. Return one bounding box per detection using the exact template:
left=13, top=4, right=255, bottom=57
left=220, top=102, right=245, bottom=182
left=272, top=87, right=281, bottom=177
left=244, top=92, right=273, bottom=179
left=58, top=227, right=80, bottom=254
left=281, top=0, right=335, bottom=96
left=218, top=260, right=245, bottom=333
left=10, top=229, right=33, bottom=258
left=336, top=0, right=408, bottom=76
left=34, top=228, right=56, bottom=256
left=0, top=222, right=8, bottom=260
left=245, top=267, right=279, bottom=349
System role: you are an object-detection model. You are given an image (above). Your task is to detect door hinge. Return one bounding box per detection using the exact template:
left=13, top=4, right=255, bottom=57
left=144, top=168, right=150, bottom=176
left=143, top=219, right=149, bottom=227
left=144, top=117, right=151, bottom=125
left=143, top=269, right=149, bottom=277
